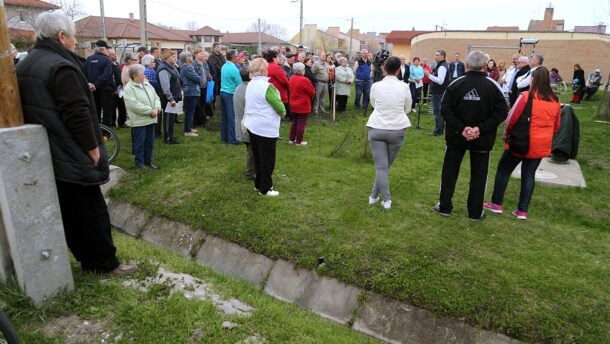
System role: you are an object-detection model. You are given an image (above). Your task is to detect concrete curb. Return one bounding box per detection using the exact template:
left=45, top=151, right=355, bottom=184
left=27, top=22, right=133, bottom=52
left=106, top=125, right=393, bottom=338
left=105, top=168, right=522, bottom=343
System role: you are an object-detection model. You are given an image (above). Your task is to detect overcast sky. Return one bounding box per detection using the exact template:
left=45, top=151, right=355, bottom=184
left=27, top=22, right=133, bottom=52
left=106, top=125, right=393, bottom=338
left=80, top=0, right=609, bottom=38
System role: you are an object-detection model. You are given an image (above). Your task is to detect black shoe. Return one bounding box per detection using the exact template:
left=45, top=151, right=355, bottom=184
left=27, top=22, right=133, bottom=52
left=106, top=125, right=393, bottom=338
left=136, top=164, right=150, bottom=170
left=166, top=139, right=179, bottom=144
left=146, top=163, right=159, bottom=169
left=175, top=119, right=183, bottom=124
left=468, top=211, right=486, bottom=222
left=429, top=132, right=442, bottom=136
left=433, top=203, right=451, bottom=217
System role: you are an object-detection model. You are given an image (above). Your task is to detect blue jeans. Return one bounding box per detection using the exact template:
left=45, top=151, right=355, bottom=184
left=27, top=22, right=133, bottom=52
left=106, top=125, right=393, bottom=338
left=431, top=93, right=444, bottom=134
left=132, top=124, right=155, bottom=166
left=220, top=91, right=237, bottom=143
left=183, top=96, right=198, bottom=133
left=354, top=79, right=371, bottom=109
left=409, top=83, right=421, bottom=109
left=491, top=150, right=542, bottom=212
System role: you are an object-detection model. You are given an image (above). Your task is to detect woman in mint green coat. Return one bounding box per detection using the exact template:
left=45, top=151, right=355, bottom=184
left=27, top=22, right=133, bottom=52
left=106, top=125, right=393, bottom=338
left=124, top=64, right=161, bottom=169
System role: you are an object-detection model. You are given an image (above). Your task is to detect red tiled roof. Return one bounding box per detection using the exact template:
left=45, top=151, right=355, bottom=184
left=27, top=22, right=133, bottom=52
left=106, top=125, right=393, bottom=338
left=487, top=26, right=520, bottom=32
left=222, top=32, right=289, bottom=45
left=75, top=16, right=195, bottom=42
left=4, top=0, right=59, bottom=9
left=192, top=26, right=222, bottom=36
left=528, top=19, right=564, bottom=31
left=9, top=28, right=35, bottom=39
left=385, top=31, right=431, bottom=43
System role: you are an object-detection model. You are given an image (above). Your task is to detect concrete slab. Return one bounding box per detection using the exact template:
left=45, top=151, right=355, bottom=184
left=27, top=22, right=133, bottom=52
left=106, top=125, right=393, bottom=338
left=352, top=294, right=478, bottom=344
left=100, top=165, right=126, bottom=197
left=476, top=330, right=522, bottom=344
left=141, top=216, right=205, bottom=258
left=107, top=200, right=151, bottom=237
left=196, top=236, right=274, bottom=288
left=263, top=260, right=315, bottom=303
left=296, top=274, right=362, bottom=325
left=511, top=157, right=586, bottom=188
left=0, top=125, right=74, bottom=306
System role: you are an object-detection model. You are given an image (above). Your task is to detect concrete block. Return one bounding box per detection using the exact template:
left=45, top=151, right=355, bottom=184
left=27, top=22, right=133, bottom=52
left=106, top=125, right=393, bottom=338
left=0, top=220, right=12, bottom=283
left=476, top=330, right=522, bottom=344
left=511, top=157, right=586, bottom=188
left=107, top=200, right=150, bottom=237
left=297, top=274, right=362, bottom=325
left=100, top=165, right=126, bottom=197
left=263, top=260, right=315, bottom=303
left=0, top=125, right=74, bottom=306
left=196, top=236, right=273, bottom=288
left=352, top=294, right=478, bottom=344
left=141, top=216, right=206, bottom=257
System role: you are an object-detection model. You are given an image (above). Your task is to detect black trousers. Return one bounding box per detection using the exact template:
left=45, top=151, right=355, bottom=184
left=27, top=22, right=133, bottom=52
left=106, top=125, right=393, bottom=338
left=55, top=180, right=119, bottom=272
left=94, top=90, right=115, bottom=126
left=113, top=94, right=127, bottom=126
left=439, top=145, right=490, bottom=219
left=336, top=95, right=348, bottom=112
left=249, top=131, right=277, bottom=194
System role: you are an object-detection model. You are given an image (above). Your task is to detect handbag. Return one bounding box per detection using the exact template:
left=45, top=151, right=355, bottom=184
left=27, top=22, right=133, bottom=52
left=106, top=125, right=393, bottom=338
left=507, top=92, right=533, bottom=155
left=206, top=80, right=214, bottom=103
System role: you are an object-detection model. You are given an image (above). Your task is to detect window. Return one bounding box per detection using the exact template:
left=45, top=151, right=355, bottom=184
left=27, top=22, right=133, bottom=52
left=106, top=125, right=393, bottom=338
left=19, top=10, right=26, bottom=23
left=203, top=36, right=212, bottom=43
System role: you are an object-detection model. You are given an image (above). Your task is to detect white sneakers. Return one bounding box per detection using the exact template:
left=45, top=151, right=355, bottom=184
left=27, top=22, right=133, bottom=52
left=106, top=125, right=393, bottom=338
left=296, top=141, right=308, bottom=146
left=184, top=132, right=198, bottom=137
left=369, top=196, right=391, bottom=209
left=262, top=190, right=280, bottom=197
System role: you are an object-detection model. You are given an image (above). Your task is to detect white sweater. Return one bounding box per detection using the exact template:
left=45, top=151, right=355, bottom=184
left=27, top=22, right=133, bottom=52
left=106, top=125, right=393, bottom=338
left=366, top=75, right=412, bottom=130
left=243, top=76, right=281, bottom=138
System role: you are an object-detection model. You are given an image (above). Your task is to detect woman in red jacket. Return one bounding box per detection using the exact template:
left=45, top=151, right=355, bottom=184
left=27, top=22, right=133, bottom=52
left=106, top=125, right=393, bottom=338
left=484, top=67, right=560, bottom=220
left=288, top=62, right=315, bottom=145
left=263, top=50, right=290, bottom=117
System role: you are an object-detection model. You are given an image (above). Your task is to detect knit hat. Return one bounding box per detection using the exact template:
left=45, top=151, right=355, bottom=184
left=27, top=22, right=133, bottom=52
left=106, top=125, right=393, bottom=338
left=161, top=50, right=175, bottom=60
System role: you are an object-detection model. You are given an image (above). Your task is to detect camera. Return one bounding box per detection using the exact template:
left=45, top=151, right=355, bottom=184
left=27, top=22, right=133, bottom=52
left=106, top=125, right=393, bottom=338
left=372, top=49, right=390, bottom=69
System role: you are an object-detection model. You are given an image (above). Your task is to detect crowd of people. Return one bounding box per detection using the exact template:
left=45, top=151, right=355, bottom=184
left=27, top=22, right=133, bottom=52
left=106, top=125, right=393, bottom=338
left=13, top=11, right=608, bottom=279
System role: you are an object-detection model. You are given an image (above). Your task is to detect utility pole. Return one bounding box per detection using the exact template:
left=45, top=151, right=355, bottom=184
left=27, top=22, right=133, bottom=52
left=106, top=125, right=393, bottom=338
left=139, top=0, right=148, bottom=49
left=99, top=0, right=107, bottom=40
left=0, top=0, right=24, bottom=127
left=257, top=18, right=262, bottom=55
left=299, top=0, right=303, bottom=45
left=348, top=18, right=353, bottom=64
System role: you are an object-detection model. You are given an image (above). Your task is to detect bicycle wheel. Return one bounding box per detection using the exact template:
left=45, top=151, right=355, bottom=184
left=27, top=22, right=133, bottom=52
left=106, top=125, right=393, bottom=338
left=99, top=124, right=121, bottom=163
left=0, top=309, right=19, bottom=344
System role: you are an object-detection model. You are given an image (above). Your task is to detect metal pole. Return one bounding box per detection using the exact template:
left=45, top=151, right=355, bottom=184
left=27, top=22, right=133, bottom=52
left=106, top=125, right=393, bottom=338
left=299, top=0, right=303, bottom=46
left=139, top=0, right=148, bottom=49
left=0, top=0, right=24, bottom=128
left=348, top=18, right=353, bottom=64
left=258, top=18, right=262, bottom=55
left=99, top=0, right=106, bottom=41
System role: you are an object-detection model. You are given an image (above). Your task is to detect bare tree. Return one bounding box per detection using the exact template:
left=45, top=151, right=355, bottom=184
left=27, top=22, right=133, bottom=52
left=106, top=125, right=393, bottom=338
left=246, top=21, right=287, bottom=40
left=52, top=0, right=87, bottom=20
left=186, top=21, right=199, bottom=31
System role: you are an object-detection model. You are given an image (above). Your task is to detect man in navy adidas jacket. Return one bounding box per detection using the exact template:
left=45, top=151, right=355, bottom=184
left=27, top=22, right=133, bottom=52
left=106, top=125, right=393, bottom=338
left=434, top=50, right=508, bottom=221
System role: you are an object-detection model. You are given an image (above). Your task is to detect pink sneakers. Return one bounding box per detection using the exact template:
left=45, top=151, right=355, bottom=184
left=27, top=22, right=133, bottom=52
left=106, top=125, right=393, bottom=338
left=483, top=202, right=503, bottom=214
left=512, top=210, right=528, bottom=220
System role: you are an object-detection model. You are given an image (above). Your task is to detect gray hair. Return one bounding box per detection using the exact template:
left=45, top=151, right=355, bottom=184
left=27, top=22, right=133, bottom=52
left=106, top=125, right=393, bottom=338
left=35, top=11, right=75, bottom=40
left=277, top=54, right=286, bottom=64
left=128, top=64, right=145, bottom=80
left=339, top=57, right=348, bottom=64
left=179, top=51, right=192, bottom=64
left=292, top=62, right=305, bottom=74
left=141, top=54, right=155, bottom=66
left=123, top=52, right=137, bottom=64
left=466, top=50, right=486, bottom=71
left=531, top=54, right=544, bottom=66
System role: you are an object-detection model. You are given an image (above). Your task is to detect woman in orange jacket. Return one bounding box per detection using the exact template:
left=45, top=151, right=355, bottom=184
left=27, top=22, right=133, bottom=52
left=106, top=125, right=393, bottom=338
left=484, top=67, right=561, bottom=220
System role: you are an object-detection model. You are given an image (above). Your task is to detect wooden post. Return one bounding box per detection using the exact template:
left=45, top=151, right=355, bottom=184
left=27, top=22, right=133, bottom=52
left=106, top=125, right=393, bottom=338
left=0, top=0, right=24, bottom=128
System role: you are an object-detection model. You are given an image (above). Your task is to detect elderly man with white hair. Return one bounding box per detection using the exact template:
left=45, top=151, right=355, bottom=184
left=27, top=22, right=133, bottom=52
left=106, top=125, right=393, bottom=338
left=16, top=11, right=136, bottom=275
left=433, top=50, right=508, bottom=221
left=509, top=55, right=531, bottom=106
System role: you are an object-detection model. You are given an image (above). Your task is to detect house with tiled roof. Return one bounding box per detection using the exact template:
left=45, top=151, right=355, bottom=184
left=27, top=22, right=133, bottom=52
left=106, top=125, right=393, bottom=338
left=325, top=27, right=360, bottom=57
left=487, top=26, right=520, bottom=32
left=527, top=6, right=564, bottom=31
left=289, top=24, right=340, bottom=55
left=75, top=14, right=223, bottom=54
left=5, top=0, right=59, bottom=34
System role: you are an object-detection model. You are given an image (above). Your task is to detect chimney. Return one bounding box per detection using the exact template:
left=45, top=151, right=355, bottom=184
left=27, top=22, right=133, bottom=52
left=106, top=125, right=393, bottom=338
left=129, top=13, right=134, bottom=21
left=543, top=5, right=553, bottom=24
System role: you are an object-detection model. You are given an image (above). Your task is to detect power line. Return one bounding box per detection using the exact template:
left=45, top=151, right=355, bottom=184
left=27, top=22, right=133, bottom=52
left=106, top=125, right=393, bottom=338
left=147, top=0, right=252, bottom=21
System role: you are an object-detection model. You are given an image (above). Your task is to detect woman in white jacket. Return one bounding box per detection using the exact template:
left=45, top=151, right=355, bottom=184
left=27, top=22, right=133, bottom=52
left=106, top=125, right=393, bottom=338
left=243, top=58, right=286, bottom=196
left=366, top=56, right=412, bottom=209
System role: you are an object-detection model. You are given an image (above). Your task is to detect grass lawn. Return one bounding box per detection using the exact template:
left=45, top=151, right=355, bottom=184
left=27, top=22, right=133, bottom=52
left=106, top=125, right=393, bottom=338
left=108, top=91, right=609, bottom=343
left=1, top=232, right=378, bottom=343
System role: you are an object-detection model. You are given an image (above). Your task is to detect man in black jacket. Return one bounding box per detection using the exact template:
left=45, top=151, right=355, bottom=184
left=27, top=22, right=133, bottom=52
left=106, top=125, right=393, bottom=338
left=434, top=50, right=508, bottom=221
left=448, top=52, right=465, bottom=81
left=208, top=43, right=225, bottom=105
left=85, top=40, right=115, bottom=126
left=108, top=48, right=127, bottom=128
left=509, top=56, right=531, bottom=106
left=16, top=12, right=135, bottom=275
left=424, top=49, right=450, bottom=136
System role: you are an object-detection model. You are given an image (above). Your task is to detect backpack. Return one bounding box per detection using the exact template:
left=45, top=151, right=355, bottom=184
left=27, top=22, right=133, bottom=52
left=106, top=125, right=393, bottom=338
left=507, top=92, right=533, bottom=155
